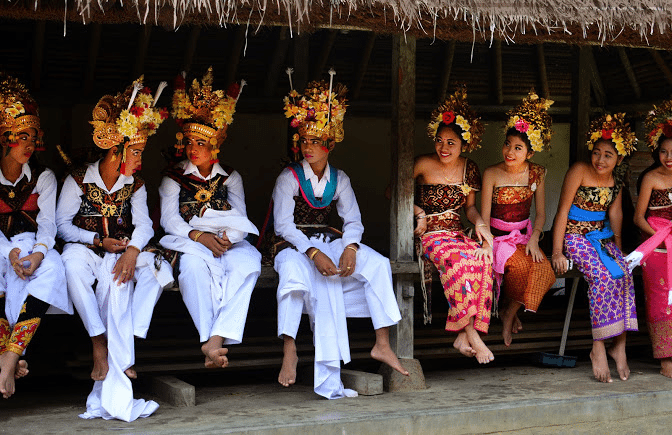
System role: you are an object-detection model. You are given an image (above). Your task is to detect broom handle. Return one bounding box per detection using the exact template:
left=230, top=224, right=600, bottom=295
left=559, top=277, right=580, bottom=356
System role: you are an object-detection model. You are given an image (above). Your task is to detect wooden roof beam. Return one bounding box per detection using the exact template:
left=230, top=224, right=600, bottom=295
left=438, top=40, right=456, bottom=101
left=311, top=30, right=337, bottom=80
left=351, top=32, right=376, bottom=100
left=587, top=47, right=605, bottom=107
left=132, top=25, right=152, bottom=79
left=226, top=26, right=246, bottom=85
left=30, top=21, right=46, bottom=92
left=84, top=23, right=102, bottom=97
left=649, top=49, right=672, bottom=87
left=536, top=43, right=550, bottom=99
left=618, top=47, right=641, bottom=100
left=264, top=27, right=290, bottom=97
left=182, top=26, right=200, bottom=74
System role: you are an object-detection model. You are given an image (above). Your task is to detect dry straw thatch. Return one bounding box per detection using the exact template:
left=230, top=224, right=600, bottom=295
left=3, top=0, right=672, bottom=46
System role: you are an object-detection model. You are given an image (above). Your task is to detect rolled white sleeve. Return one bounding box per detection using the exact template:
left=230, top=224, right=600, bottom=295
left=272, top=168, right=314, bottom=254
left=56, top=175, right=98, bottom=245
left=33, top=169, right=58, bottom=255
left=333, top=170, right=364, bottom=247
left=128, top=184, right=153, bottom=250
left=159, top=176, right=194, bottom=239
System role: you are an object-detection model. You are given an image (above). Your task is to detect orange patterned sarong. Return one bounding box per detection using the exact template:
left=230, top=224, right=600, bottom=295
left=502, top=245, right=555, bottom=312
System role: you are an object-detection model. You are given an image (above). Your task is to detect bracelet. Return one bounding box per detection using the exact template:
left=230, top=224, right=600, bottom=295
left=98, top=238, right=104, bottom=248
left=346, top=245, right=359, bottom=253
left=551, top=252, right=563, bottom=257
left=192, top=231, right=204, bottom=242
left=309, top=249, right=320, bottom=261
left=33, top=242, right=48, bottom=252
left=477, top=224, right=487, bottom=228
left=415, top=215, right=426, bottom=220
left=126, top=245, right=141, bottom=254
left=613, top=234, right=622, bottom=238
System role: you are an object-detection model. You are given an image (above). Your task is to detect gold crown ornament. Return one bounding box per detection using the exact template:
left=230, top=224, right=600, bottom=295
left=91, top=76, right=168, bottom=173
left=284, top=68, right=347, bottom=161
left=427, top=86, right=484, bottom=153
left=0, top=73, right=44, bottom=151
left=645, top=99, right=672, bottom=150
left=171, top=67, right=245, bottom=164
left=505, top=90, right=554, bottom=152
left=586, top=113, right=637, bottom=157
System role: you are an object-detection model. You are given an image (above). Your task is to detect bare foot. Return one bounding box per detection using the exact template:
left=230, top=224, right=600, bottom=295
left=278, top=336, right=298, bottom=387
left=465, top=322, right=494, bottom=364
left=201, top=336, right=228, bottom=369
left=371, top=343, right=409, bottom=376
left=590, top=341, right=612, bottom=383
left=14, top=360, right=28, bottom=379
left=91, top=335, right=109, bottom=381
left=512, top=314, right=523, bottom=334
left=124, top=366, right=137, bottom=379
left=607, top=338, right=630, bottom=381
left=453, top=332, right=476, bottom=357
left=0, top=351, right=19, bottom=398
left=661, top=358, right=672, bottom=378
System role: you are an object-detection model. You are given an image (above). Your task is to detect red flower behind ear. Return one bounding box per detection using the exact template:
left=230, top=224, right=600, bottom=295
left=227, top=83, right=241, bottom=99
left=601, top=129, right=614, bottom=140
left=174, top=75, right=186, bottom=91
left=442, top=111, right=455, bottom=124
left=662, top=123, right=672, bottom=138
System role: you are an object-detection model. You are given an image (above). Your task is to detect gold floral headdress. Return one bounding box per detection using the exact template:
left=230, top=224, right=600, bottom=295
left=284, top=68, right=347, bottom=161
left=505, top=90, right=554, bottom=152
left=586, top=113, right=637, bottom=157
left=172, top=67, right=245, bottom=164
left=0, top=73, right=44, bottom=151
left=427, top=87, right=484, bottom=153
left=91, top=76, right=168, bottom=173
left=645, top=99, right=672, bottom=150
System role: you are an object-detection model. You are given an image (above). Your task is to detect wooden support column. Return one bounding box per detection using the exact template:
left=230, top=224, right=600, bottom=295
left=226, top=26, right=246, bottom=85
left=31, top=21, right=46, bottom=92
left=618, top=48, right=641, bottom=100
left=587, top=48, right=605, bottom=107
left=182, top=26, right=201, bottom=74
left=311, top=30, right=337, bottom=80
left=84, top=23, right=102, bottom=97
left=352, top=33, right=376, bottom=100
left=390, top=34, right=415, bottom=360
left=132, top=25, right=152, bottom=79
left=492, top=39, right=504, bottom=105
left=570, top=46, right=592, bottom=164
left=649, top=49, right=672, bottom=86
left=264, top=27, right=290, bottom=96
left=438, top=40, right=455, bottom=100
left=536, top=43, right=550, bottom=99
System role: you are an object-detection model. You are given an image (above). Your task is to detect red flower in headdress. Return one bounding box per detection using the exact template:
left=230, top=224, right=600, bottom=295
left=130, top=106, right=144, bottom=117
left=147, top=123, right=156, bottom=131
left=227, top=82, right=241, bottom=99
left=174, top=75, right=186, bottom=91
left=141, top=87, right=152, bottom=95
left=601, top=129, right=614, bottom=140
left=160, top=108, right=169, bottom=120
left=290, top=118, right=300, bottom=128
left=662, top=122, right=672, bottom=138
left=442, top=111, right=455, bottom=124
left=307, top=108, right=316, bottom=120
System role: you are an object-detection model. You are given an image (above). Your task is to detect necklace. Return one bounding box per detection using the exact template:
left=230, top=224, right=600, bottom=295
left=441, top=161, right=462, bottom=184
left=504, top=164, right=528, bottom=186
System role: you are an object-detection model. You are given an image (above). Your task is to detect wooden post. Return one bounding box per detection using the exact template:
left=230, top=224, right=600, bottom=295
left=226, top=26, right=246, bottom=85
left=536, top=43, right=550, bottom=99
left=132, top=25, right=152, bottom=79
left=84, top=23, right=102, bottom=97
left=352, top=32, right=376, bottom=100
left=31, top=21, right=46, bottom=92
left=312, top=30, right=337, bottom=80
left=182, top=26, right=201, bottom=74
left=293, top=35, right=309, bottom=91
left=570, top=46, right=591, bottom=164
left=493, top=39, right=503, bottom=105
left=390, top=34, right=415, bottom=360
left=618, top=48, right=641, bottom=100
left=438, top=40, right=456, bottom=101
left=264, top=27, right=290, bottom=97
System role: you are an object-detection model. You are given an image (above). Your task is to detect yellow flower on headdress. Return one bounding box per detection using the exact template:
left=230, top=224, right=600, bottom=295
left=505, top=90, right=553, bottom=152
left=645, top=99, right=672, bottom=150
left=427, top=87, right=484, bottom=153
left=586, top=113, right=637, bottom=157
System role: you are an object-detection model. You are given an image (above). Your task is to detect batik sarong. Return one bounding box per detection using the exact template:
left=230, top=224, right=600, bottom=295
left=642, top=250, right=672, bottom=358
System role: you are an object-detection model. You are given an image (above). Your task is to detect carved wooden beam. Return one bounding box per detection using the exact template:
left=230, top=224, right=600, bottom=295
left=618, top=47, right=641, bottom=100
left=571, top=46, right=591, bottom=164
left=536, top=43, right=550, bottom=99
left=84, top=23, right=102, bottom=97
left=649, top=49, right=672, bottom=87
left=132, top=25, right=152, bottom=79
left=312, top=30, right=337, bottom=80
left=264, top=27, right=290, bottom=97
left=351, top=32, right=376, bottom=100
left=438, top=40, right=456, bottom=100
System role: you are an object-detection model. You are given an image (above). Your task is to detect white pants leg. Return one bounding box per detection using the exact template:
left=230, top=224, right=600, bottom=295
left=62, top=244, right=106, bottom=337
left=275, top=248, right=312, bottom=339
left=132, top=252, right=167, bottom=338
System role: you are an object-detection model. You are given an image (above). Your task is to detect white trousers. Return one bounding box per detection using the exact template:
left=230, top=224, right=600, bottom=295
left=178, top=240, right=261, bottom=344
left=275, top=238, right=401, bottom=399
left=62, top=243, right=171, bottom=421
left=0, top=233, right=72, bottom=327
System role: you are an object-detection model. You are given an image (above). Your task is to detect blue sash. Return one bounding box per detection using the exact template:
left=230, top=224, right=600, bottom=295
left=288, top=162, right=338, bottom=209
left=567, top=205, right=623, bottom=279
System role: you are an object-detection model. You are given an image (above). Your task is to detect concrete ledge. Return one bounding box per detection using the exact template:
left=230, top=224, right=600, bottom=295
left=378, top=358, right=426, bottom=392
left=341, top=369, right=383, bottom=396
left=146, top=375, right=195, bottom=407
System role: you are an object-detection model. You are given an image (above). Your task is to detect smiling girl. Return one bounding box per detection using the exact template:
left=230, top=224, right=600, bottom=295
left=0, top=74, right=71, bottom=399
left=414, top=88, right=495, bottom=364
left=480, top=92, right=556, bottom=347
left=552, top=113, right=638, bottom=383
left=628, top=100, right=672, bottom=378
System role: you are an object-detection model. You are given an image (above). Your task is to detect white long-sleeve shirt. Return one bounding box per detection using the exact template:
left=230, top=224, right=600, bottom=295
left=159, top=160, right=248, bottom=239
left=0, top=164, right=57, bottom=258
left=56, top=160, right=153, bottom=251
left=272, top=159, right=364, bottom=254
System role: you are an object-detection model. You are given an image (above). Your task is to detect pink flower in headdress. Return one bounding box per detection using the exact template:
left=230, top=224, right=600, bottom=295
left=290, top=118, right=300, bottom=128
left=515, top=119, right=529, bottom=133
left=601, top=129, right=614, bottom=140
left=442, top=111, right=455, bottom=124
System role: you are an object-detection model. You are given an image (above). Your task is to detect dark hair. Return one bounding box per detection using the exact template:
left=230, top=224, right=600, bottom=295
left=637, top=134, right=672, bottom=193
left=504, top=127, right=531, bottom=152
left=436, top=122, right=465, bottom=145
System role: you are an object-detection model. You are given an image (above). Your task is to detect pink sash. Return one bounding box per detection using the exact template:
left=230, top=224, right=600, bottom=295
left=634, top=216, right=672, bottom=298
left=490, top=218, right=532, bottom=275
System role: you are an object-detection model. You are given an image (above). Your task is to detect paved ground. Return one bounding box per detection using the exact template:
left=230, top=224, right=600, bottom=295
left=2, top=353, right=672, bottom=434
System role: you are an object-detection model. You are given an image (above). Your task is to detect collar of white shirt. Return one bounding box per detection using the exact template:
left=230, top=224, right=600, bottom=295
left=83, top=159, right=134, bottom=194
left=0, top=162, right=32, bottom=187
left=182, top=160, right=229, bottom=181
left=301, top=159, right=331, bottom=192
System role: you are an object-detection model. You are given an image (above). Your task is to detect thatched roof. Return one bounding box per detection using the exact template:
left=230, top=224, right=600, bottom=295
left=3, top=0, right=672, bottom=47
